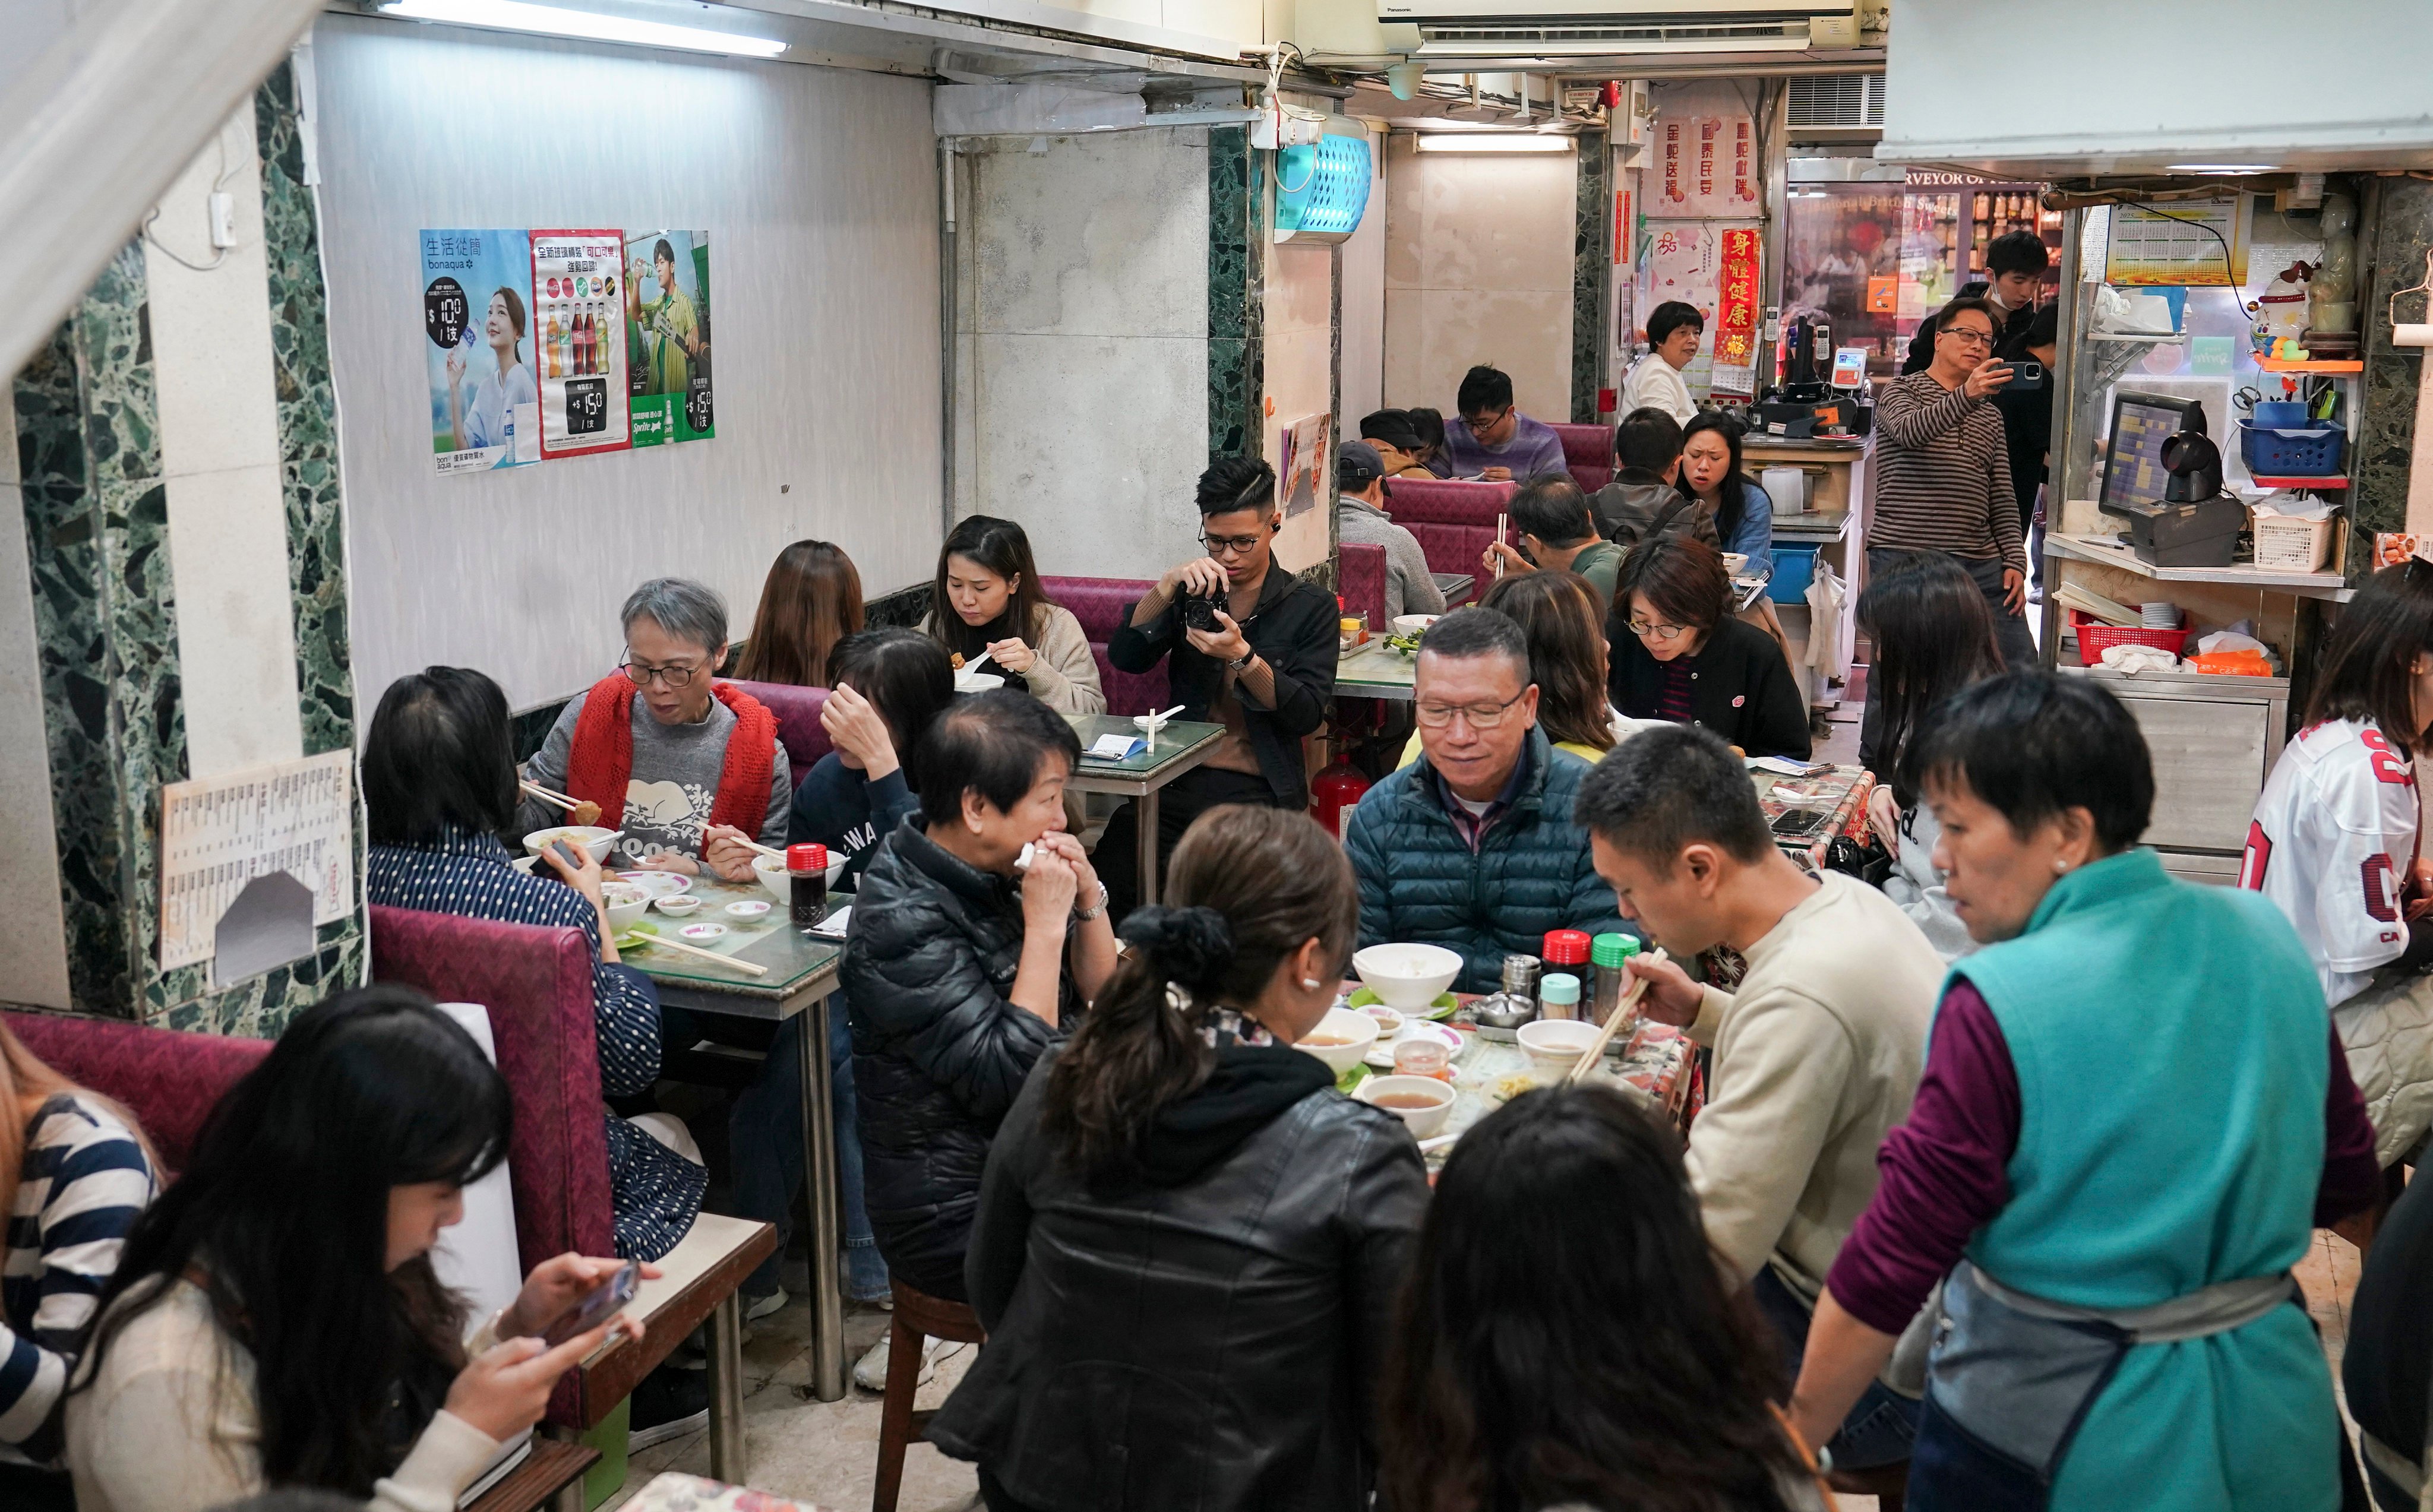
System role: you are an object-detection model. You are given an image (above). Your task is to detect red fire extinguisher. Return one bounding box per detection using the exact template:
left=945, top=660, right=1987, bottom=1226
left=1310, top=753, right=1372, bottom=839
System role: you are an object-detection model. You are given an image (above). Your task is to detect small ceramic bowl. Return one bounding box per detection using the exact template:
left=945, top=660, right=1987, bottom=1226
left=599, top=883, right=649, bottom=933
left=725, top=900, right=772, bottom=920
left=678, top=922, right=728, bottom=942
left=1291, top=1006, right=1382, bottom=1076
left=1356, top=1075, right=1456, bottom=1139
left=1517, top=1018, right=1602, bottom=1076
left=1391, top=613, right=1439, bottom=638
left=1359, top=1004, right=1406, bottom=1039
left=654, top=895, right=702, bottom=918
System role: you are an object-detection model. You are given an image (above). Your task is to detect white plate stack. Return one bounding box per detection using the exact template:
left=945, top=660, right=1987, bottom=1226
left=2139, top=601, right=2182, bottom=630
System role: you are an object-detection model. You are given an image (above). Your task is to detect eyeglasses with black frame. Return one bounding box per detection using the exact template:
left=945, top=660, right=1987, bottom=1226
left=1200, top=530, right=1267, bottom=557
left=1625, top=617, right=1689, bottom=642
left=1414, top=689, right=1530, bottom=729
left=620, top=653, right=704, bottom=688
left=1939, top=324, right=1997, bottom=348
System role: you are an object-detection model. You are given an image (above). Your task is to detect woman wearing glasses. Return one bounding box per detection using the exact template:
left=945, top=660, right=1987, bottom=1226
left=516, top=577, right=791, bottom=879
left=1608, top=535, right=1812, bottom=760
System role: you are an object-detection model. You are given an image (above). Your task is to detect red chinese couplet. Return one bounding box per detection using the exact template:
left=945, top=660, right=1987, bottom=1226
left=1715, top=227, right=1761, bottom=367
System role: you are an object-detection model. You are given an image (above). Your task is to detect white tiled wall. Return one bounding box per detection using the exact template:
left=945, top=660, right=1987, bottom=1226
left=1265, top=239, right=1334, bottom=574
left=0, top=395, right=71, bottom=1010
left=1382, top=136, right=1576, bottom=424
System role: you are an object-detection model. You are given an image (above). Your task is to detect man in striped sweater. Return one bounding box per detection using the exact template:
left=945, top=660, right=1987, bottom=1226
left=1866, top=295, right=2037, bottom=675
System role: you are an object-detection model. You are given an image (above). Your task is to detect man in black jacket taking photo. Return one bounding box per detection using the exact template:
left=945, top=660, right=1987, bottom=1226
left=1100, top=456, right=1340, bottom=915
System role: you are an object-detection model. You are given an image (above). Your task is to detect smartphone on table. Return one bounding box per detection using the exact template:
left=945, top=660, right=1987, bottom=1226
left=538, top=1260, right=643, bottom=1346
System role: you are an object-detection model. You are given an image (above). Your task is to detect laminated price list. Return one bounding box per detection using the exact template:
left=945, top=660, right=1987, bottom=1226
left=158, top=750, right=355, bottom=970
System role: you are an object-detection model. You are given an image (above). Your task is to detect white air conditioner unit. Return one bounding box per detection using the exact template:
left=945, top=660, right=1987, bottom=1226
left=1382, top=0, right=1857, bottom=61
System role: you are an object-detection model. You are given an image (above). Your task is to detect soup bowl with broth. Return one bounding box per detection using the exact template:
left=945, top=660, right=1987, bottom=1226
left=1355, top=1074, right=1456, bottom=1139
left=1291, top=1005, right=1381, bottom=1076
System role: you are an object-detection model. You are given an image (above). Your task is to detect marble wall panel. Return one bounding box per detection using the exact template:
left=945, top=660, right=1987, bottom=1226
left=1572, top=131, right=1607, bottom=423
left=2357, top=178, right=2433, bottom=567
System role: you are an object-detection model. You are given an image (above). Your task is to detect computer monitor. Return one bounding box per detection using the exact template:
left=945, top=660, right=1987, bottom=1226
left=2099, top=390, right=2208, bottom=518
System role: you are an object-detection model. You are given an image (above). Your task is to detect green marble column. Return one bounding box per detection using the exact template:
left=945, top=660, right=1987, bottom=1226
left=1572, top=131, right=1610, bottom=424
left=1208, top=125, right=1263, bottom=461
left=11, top=64, right=361, bottom=1032
left=2355, top=177, right=2433, bottom=575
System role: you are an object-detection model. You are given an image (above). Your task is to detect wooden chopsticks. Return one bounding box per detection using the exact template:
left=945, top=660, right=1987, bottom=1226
left=521, top=780, right=582, bottom=812
left=620, top=929, right=770, bottom=977
left=1566, top=947, right=1667, bottom=1083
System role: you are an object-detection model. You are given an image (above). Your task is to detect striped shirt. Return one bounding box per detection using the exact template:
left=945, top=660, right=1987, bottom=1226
left=1, top=1093, right=154, bottom=1464
left=1869, top=371, right=2026, bottom=572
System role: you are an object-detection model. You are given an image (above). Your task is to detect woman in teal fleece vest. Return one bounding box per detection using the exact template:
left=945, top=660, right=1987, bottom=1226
left=1787, top=672, right=2380, bottom=1512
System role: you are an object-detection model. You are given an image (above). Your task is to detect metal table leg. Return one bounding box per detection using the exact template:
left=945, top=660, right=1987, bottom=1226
left=800, top=991, right=847, bottom=1401
left=707, top=1290, right=747, bottom=1479
left=1136, top=789, right=1161, bottom=907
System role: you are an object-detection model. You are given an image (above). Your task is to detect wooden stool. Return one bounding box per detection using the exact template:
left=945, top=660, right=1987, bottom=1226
left=1827, top=1461, right=1908, bottom=1511
left=871, top=1279, right=988, bottom=1512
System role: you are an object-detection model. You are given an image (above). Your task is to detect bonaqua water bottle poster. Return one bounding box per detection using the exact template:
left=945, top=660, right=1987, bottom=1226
left=421, top=229, right=541, bottom=475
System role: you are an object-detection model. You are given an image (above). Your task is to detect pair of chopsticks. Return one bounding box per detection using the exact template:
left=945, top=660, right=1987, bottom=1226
left=1566, top=947, right=1667, bottom=1083
left=1142, top=703, right=1184, bottom=756
left=522, top=780, right=582, bottom=813
left=1493, top=513, right=1508, bottom=577
left=623, top=929, right=770, bottom=977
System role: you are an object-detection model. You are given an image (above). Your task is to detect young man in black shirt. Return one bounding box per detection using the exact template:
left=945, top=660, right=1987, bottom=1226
left=1098, top=457, right=1339, bottom=914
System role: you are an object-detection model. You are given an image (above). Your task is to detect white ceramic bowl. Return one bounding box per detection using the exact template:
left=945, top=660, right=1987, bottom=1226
left=752, top=850, right=848, bottom=905
left=523, top=825, right=619, bottom=865
left=1292, top=1005, right=1382, bottom=1076
left=1721, top=552, right=1751, bottom=577
left=1357, top=1004, right=1406, bottom=1039
left=654, top=895, right=702, bottom=918
left=725, top=900, right=772, bottom=920
left=955, top=671, right=1005, bottom=692
left=678, top=922, right=727, bottom=942
left=1357, top=1075, right=1456, bottom=1139
left=599, top=882, right=649, bottom=933
left=1518, top=1018, right=1602, bottom=1075
left=1352, top=942, right=1465, bottom=1011
left=1391, top=613, right=1439, bottom=638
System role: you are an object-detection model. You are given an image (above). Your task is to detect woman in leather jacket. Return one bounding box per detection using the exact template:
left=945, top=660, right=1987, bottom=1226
left=841, top=691, right=1119, bottom=1306
left=928, top=806, right=1429, bottom=1512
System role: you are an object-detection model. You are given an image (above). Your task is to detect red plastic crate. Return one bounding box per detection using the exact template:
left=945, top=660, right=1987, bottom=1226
left=2071, top=610, right=2194, bottom=665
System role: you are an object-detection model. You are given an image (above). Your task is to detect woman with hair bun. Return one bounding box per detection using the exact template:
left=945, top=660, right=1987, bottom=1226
left=927, top=805, right=1428, bottom=1512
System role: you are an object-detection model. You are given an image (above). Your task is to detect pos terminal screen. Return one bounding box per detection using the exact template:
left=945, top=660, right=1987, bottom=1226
left=2100, top=392, right=2204, bottom=515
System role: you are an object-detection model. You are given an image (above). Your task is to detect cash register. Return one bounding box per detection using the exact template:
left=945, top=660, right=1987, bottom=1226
left=1749, top=315, right=1869, bottom=440
left=2097, top=391, right=2245, bottom=567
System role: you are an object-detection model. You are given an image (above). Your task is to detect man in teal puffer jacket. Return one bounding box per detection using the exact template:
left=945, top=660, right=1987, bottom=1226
left=1344, top=608, right=1633, bottom=993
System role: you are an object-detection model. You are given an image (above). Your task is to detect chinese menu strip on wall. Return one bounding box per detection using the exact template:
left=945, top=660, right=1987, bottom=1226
left=159, top=749, right=355, bottom=970
left=421, top=225, right=716, bottom=477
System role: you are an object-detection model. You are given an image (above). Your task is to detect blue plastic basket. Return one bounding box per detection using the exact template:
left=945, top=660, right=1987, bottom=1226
left=1768, top=545, right=1820, bottom=604
left=2238, top=419, right=2344, bottom=479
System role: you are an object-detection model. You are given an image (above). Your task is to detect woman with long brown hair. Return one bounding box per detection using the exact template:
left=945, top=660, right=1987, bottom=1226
left=732, top=539, right=865, bottom=688
left=0, top=1024, right=156, bottom=1510
left=927, top=515, right=1105, bottom=716
left=927, top=805, right=1427, bottom=1512
left=1382, top=1083, right=1830, bottom=1512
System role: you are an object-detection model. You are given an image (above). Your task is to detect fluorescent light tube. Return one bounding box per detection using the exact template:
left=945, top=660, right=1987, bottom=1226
left=1414, top=135, right=1573, bottom=154
left=378, top=0, right=788, bottom=56
left=2165, top=164, right=2277, bottom=174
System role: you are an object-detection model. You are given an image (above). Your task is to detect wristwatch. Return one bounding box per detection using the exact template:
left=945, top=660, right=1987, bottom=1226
left=1226, top=651, right=1255, bottom=672
left=1075, top=881, right=1110, bottom=921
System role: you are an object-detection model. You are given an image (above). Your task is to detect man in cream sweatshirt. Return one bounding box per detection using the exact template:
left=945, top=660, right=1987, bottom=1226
left=1576, top=725, right=1943, bottom=1470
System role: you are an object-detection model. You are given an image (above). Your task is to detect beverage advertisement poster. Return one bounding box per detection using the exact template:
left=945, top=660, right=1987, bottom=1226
left=421, top=229, right=539, bottom=475
left=529, top=228, right=632, bottom=460
left=624, top=229, right=715, bottom=447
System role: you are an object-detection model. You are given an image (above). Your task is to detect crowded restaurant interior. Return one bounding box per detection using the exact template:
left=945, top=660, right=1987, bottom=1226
left=15, top=1, right=2433, bottom=1510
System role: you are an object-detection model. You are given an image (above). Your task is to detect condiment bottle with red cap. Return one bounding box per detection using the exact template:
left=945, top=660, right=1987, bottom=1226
left=1541, top=929, right=1591, bottom=1019
left=788, top=843, right=829, bottom=928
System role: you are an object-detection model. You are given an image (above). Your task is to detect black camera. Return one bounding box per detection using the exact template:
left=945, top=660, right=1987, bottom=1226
left=1180, top=594, right=1220, bottom=631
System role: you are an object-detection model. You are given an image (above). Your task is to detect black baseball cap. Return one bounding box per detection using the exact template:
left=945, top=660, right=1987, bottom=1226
left=1337, top=441, right=1386, bottom=492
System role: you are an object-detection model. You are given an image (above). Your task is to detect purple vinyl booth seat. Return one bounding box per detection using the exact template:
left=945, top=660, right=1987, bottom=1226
left=369, top=905, right=773, bottom=1446
left=2, top=1011, right=269, bottom=1178
left=1337, top=542, right=1388, bottom=628
left=1039, top=575, right=1168, bottom=717
left=1380, top=479, right=1517, bottom=606
left=721, top=678, right=833, bottom=787
left=1551, top=422, right=1615, bottom=495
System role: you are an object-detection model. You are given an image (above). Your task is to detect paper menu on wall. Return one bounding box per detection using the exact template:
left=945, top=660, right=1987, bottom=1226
left=2103, top=199, right=2249, bottom=287
left=158, top=750, right=355, bottom=971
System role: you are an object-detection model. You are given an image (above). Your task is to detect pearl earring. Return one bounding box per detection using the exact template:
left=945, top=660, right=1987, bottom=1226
left=2053, top=858, right=2069, bottom=874
left=1300, top=978, right=1323, bottom=991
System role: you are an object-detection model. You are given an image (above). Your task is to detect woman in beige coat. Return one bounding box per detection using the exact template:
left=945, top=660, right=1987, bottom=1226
left=927, top=515, right=1106, bottom=717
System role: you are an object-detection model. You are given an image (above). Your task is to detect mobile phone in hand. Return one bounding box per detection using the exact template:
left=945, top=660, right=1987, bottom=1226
left=539, top=1260, right=642, bottom=1346
left=2002, top=360, right=2045, bottom=390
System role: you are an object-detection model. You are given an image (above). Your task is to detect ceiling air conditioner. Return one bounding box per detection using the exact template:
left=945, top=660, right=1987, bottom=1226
left=1381, top=0, right=1857, bottom=61
left=1786, top=71, right=1883, bottom=129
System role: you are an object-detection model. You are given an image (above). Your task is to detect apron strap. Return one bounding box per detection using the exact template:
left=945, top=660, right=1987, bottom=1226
left=1968, top=1264, right=2297, bottom=1345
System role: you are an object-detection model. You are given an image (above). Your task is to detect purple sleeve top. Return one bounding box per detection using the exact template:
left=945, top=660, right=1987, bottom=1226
left=1825, top=980, right=2383, bottom=1337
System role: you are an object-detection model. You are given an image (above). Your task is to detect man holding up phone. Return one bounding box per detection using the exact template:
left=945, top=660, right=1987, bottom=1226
left=1865, top=295, right=2037, bottom=675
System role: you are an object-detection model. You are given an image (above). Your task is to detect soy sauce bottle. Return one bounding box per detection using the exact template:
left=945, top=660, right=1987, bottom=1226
left=788, top=843, right=829, bottom=928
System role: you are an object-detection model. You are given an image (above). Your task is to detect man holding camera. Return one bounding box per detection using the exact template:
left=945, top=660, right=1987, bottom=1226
left=1100, top=456, right=1340, bottom=914
left=1868, top=295, right=2036, bottom=674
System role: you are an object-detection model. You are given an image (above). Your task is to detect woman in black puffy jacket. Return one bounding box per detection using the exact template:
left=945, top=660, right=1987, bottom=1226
left=841, top=691, right=1119, bottom=1316
left=928, top=804, right=1429, bottom=1512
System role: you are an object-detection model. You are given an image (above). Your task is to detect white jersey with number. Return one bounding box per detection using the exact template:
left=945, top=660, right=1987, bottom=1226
left=2241, top=717, right=2420, bottom=1007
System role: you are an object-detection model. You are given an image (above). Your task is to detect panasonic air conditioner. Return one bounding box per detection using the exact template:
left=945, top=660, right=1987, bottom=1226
left=1382, top=0, right=1859, bottom=62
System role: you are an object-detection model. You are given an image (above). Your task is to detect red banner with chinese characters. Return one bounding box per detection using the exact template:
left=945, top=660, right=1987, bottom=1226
left=1715, top=227, right=1761, bottom=371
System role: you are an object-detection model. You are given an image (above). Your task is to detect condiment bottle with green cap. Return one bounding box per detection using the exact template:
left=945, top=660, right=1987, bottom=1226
left=1590, top=934, right=1639, bottom=1040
